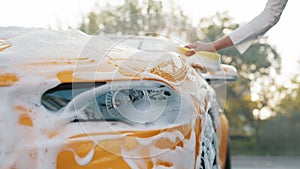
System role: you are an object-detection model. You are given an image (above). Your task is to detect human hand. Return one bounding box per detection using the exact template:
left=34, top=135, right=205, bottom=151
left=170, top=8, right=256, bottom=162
left=185, top=41, right=215, bottom=56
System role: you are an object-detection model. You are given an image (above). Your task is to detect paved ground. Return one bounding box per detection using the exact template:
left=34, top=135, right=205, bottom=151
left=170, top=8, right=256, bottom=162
left=232, top=155, right=300, bottom=169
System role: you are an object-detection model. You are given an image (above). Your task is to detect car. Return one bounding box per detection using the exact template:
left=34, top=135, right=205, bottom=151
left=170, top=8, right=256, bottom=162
left=0, top=27, right=237, bottom=169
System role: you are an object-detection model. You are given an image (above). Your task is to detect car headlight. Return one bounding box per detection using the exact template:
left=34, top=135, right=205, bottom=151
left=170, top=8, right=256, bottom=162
left=65, top=81, right=193, bottom=125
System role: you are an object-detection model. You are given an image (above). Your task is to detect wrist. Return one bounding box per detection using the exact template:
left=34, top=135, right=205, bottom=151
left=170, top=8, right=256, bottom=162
left=212, top=36, right=233, bottom=51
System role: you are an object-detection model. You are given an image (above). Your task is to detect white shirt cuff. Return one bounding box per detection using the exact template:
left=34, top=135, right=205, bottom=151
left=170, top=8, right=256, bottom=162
left=229, top=23, right=256, bottom=54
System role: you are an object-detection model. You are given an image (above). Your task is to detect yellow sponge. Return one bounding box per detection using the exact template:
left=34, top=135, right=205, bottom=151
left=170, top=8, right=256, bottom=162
left=178, top=47, right=192, bottom=54
left=178, top=47, right=220, bottom=60
left=178, top=47, right=221, bottom=71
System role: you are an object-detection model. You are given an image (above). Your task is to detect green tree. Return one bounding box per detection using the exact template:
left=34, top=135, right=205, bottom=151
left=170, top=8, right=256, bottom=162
left=259, top=74, right=300, bottom=154
left=78, top=0, right=199, bottom=42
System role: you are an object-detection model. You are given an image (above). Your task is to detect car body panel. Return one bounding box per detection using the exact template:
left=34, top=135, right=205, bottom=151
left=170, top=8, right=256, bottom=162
left=0, top=27, right=226, bottom=169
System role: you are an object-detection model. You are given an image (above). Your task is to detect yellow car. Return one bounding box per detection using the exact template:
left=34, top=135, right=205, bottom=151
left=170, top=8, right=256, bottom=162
left=0, top=27, right=237, bottom=169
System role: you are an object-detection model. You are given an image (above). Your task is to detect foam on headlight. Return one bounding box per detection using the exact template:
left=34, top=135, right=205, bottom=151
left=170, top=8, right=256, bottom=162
left=65, top=80, right=193, bottom=126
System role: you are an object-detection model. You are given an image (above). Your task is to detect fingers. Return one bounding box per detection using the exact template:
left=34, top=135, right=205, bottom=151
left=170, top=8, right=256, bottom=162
left=184, top=42, right=199, bottom=56
left=185, top=50, right=195, bottom=56
left=185, top=42, right=199, bottom=49
left=182, top=45, right=195, bottom=56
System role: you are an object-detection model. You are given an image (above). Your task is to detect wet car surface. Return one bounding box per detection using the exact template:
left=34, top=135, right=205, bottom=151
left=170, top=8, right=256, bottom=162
left=0, top=27, right=236, bottom=169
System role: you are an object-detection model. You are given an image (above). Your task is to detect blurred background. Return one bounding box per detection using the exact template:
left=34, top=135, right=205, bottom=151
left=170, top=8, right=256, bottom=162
left=1, top=0, right=300, bottom=168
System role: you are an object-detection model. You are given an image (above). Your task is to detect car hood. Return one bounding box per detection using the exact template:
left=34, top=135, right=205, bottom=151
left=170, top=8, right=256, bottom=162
left=0, top=27, right=191, bottom=86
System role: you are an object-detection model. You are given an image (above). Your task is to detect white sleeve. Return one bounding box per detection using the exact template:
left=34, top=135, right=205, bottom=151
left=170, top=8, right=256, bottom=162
left=229, top=0, right=288, bottom=54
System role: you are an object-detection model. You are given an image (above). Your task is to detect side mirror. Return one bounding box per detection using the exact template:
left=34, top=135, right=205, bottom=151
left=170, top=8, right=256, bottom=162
left=201, top=64, right=238, bottom=82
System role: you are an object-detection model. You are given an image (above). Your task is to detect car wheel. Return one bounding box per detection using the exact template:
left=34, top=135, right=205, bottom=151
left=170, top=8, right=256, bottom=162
left=199, top=113, right=219, bottom=169
left=225, top=143, right=231, bottom=169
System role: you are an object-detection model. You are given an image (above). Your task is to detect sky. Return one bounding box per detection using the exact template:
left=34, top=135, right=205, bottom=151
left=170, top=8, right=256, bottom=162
left=0, top=0, right=299, bottom=79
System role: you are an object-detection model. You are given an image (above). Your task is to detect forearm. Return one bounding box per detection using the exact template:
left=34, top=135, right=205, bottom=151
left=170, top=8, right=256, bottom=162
left=229, top=0, right=288, bottom=53
left=212, top=36, right=234, bottom=51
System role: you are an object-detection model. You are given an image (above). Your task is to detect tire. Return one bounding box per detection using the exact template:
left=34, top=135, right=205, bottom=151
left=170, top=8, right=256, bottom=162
left=199, top=113, right=219, bottom=169
left=225, top=143, right=231, bottom=169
